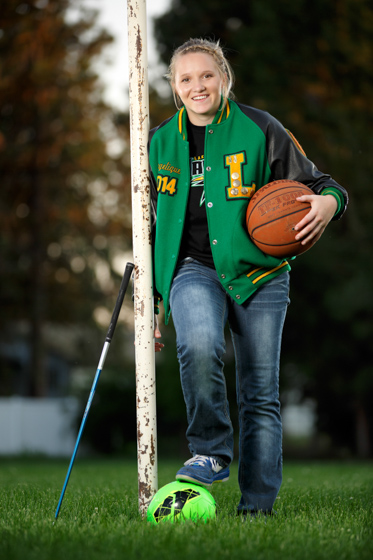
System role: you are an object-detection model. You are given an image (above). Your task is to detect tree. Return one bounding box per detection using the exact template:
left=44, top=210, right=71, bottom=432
left=0, top=0, right=132, bottom=396
left=152, top=0, right=373, bottom=456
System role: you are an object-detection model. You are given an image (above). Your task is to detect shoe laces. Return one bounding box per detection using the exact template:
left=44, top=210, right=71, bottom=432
left=184, top=454, right=222, bottom=472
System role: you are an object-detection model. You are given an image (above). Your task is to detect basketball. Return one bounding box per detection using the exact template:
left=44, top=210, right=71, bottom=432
left=246, top=180, right=315, bottom=258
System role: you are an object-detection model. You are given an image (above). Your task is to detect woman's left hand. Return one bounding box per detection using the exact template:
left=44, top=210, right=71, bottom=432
left=294, top=194, right=338, bottom=245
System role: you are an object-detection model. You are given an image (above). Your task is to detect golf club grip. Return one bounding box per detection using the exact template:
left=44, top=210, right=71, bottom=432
left=105, top=262, right=134, bottom=343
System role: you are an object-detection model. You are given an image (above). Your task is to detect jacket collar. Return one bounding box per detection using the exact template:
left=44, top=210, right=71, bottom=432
left=177, top=97, right=231, bottom=139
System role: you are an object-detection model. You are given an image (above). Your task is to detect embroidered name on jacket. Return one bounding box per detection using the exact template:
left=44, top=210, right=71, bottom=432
left=158, top=162, right=181, bottom=174
left=224, top=151, right=256, bottom=200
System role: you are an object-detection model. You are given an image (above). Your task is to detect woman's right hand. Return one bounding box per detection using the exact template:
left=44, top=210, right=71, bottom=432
left=154, top=315, right=164, bottom=352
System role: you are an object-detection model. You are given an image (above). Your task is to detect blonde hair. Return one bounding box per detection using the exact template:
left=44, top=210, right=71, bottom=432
left=165, top=38, right=235, bottom=110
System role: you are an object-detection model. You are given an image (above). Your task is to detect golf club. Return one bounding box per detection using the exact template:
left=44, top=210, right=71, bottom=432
left=54, top=261, right=134, bottom=520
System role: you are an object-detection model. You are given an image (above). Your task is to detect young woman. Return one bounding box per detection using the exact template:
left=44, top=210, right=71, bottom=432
left=148, top=38, right=348, bottom=517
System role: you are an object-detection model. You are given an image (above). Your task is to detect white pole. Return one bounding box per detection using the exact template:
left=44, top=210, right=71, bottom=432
left=127, top=0, right=158, bottom=516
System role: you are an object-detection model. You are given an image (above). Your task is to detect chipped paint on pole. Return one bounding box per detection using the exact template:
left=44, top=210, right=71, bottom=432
left=127, top=0, right=158, bottom=516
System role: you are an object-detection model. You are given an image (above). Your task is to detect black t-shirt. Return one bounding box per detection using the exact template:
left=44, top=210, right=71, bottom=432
left=178, top=120, right=214, bottom=268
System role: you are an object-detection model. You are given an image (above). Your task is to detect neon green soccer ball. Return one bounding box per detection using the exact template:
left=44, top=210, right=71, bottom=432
left=146, top=480, right=216, bottom=524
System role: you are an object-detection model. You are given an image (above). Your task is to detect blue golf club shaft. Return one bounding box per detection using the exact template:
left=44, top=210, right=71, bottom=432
left=54, top=262, right=134, bottom=520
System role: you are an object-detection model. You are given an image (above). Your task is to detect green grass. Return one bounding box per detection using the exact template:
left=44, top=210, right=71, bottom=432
left=0, top=458, right=372, bottom=560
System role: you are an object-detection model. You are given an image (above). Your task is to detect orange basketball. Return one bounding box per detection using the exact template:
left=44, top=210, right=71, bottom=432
left=246, top=180, right=315, bottom=258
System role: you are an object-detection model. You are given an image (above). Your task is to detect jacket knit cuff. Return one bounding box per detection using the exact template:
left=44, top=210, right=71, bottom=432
left=321, top=187, right=343, bottom=217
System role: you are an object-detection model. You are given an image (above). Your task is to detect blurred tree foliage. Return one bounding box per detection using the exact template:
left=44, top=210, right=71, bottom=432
left=0, top=0, right=132, bottom=396
left=152, top=0, right=373, bottom=456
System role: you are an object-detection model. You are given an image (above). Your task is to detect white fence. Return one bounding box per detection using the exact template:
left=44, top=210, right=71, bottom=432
left=0, top=396, right=315, bottom=457
left=0, top=397, right=79, bottom=456
left=282, top=401, right=316, bottom=437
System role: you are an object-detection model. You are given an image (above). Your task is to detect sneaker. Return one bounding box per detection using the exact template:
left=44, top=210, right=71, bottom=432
left=176, top=454, right=230, bottom=487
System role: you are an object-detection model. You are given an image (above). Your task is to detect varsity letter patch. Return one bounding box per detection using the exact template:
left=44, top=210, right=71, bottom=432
left=224, top=152, right=256, bottom=200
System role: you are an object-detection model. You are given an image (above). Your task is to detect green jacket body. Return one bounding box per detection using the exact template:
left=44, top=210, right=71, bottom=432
left=149, top=100, right=348, bottom=323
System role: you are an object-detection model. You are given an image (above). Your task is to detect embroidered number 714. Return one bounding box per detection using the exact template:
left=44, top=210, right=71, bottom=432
left=157, top=175, right=178, bottom=196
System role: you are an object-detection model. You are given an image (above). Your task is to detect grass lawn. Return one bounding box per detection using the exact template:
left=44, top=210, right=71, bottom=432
left=0, top=458, right=372, bottom=560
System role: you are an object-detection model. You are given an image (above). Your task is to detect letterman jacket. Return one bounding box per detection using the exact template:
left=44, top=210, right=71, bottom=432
left=149, top=99, right=348, bottom=323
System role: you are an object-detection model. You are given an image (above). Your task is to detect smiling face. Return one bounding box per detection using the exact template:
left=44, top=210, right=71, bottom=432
left=173, top=52, right=226, bottom=126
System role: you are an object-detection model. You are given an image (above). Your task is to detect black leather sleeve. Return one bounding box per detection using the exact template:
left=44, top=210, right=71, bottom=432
left=148, top=128, right=162, bottom=301
left=237, top=103, right=348, bottom=220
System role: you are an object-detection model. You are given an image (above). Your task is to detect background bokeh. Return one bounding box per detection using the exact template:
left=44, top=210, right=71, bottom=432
left=1, top=0, right=372, bottom=459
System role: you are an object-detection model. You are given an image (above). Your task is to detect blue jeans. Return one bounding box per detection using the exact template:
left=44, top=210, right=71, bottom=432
left=169, top=258, right=290, bottom=512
